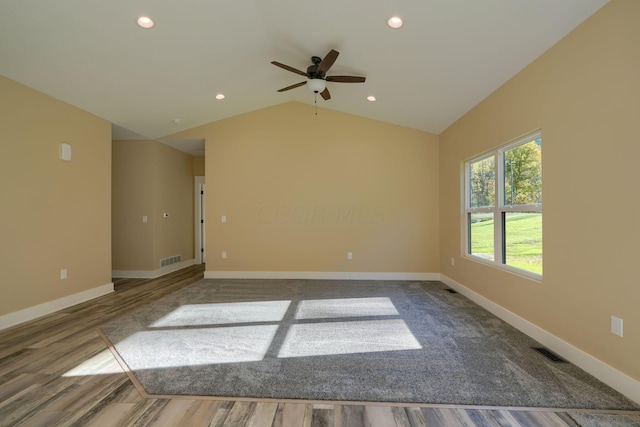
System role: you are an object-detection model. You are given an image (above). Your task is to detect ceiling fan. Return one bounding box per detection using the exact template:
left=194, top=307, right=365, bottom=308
left=271, top=49, right=366, bottom=100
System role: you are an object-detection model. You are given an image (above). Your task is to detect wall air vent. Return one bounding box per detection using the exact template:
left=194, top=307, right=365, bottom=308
left=160, top=254, right=182, bottom=268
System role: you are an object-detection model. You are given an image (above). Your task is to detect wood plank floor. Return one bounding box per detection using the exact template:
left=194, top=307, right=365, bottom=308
left=1, top=265, right=639, bottom=427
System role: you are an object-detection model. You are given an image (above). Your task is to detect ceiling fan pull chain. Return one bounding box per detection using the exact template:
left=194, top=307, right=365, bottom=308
left=315, top=93, right=318, bottom=115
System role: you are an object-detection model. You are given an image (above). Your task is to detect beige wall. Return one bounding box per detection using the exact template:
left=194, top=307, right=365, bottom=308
left=153, top=142, right=195, bottom=266
left=112, top=140, right=194, bottom=272
left=112, top=140, right=155, bottom=270
left=167, top=102, right=440, bottom=273
left=0, top=75, right=112, bottom=316
left=440, top=0, right=639, bottom=381
left=193, top=156, right=205, bottom=176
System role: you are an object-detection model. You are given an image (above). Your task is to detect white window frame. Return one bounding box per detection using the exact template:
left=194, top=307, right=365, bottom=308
left=463, top=130, right=542, bottom=280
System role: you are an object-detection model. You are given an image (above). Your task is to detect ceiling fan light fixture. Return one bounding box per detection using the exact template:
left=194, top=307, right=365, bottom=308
left=137, top=16, right=154, bottom=29
left=307, top=78, right=326, bottom=94
left=387, top=16, right=403, bottom=29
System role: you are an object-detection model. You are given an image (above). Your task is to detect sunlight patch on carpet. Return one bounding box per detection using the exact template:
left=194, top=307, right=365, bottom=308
left=118, top=325, right=279, bottom=368
left=150, top=301, right=291, bottom=327
left=295, top=297, right=399, bottom=320
left=278, top=319, right=421, bottom=358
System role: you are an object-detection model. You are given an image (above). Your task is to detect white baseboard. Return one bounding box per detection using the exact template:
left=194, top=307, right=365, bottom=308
left=204, top=271, right=439, bottom=281
left=0, top=282, right=114, bottom=332
left=440, top=274, right=640, bottom=406
left=112, top=259, right=195, bottom=279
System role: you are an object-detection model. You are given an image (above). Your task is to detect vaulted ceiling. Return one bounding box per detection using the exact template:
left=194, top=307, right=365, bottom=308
left=1, top=0, right=608, bottom=154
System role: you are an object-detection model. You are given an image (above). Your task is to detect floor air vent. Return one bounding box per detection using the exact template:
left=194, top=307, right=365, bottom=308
left=532, top=347, right=567, bottom=363
left=160, top=254, right=182, bottom=268
left=445, top=288, right=458, bottom=294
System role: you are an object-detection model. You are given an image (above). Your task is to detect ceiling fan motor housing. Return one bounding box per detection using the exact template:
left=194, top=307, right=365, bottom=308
left=307, top=65, right=320, bottom=78
left=307, top=56, right=324, bottom=78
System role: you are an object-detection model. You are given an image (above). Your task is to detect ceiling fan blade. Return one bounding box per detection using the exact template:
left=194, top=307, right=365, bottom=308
left=271, top=61, right=307, bottom=77
left=326, top=76, right=366, bottom=83
left=317, top=49, right=339, bottom=76
left=277, top=81, right=307, bottom=92
left=320, top=88, right=331, bottom=100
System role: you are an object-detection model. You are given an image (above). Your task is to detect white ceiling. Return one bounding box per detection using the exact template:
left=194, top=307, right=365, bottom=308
left=0, top=0, right=608, bottom=156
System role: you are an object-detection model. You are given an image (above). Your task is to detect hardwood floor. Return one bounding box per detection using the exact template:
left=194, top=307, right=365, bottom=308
left=1, top=265, right=638, bottom=426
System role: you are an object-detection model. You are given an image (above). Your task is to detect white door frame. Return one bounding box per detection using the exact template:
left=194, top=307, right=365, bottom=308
left=194, top=176, right=205, bottom=264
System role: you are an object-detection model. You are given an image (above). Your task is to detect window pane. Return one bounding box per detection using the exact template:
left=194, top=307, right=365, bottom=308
left=469, top=156, right=495, bottom=208
left=504, top=212, right=542, bottom=274
left=469, top=212, right=494, bottom=261
left=504, top=139, right=542, bottom=206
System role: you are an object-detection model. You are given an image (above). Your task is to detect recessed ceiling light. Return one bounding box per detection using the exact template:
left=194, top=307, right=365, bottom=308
left=367, top=95, right=377, bottom=102
left=215, top=94, right=225, bottom=100
left=387, top=16, right=403, bottom=29
left=137, top=16, right=154, bottom=29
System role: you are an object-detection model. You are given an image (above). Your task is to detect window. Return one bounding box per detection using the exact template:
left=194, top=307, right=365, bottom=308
left=465, top=132, right=542, bottom=276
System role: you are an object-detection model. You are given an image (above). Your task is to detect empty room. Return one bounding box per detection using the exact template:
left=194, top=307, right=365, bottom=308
left=1, top=1, right=639, bottom=426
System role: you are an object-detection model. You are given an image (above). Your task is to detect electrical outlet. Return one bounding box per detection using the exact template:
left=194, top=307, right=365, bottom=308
left=221, top=251, right=227, bottom=259
left=60, top=269, right=67, bottom=279
left=611, top=316, right=623, bottom=337
left=221, top=215, right=227, bottom=223
left=347, top=252, right=353, bottom=260
left=451, top=257, right=455, bottom=266
left=142, top=215, right=148, bottom=223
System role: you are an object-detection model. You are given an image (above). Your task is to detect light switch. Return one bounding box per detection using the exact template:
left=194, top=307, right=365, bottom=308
left=221, top=215, right=227, bottom=223
left=142, top=215, right=148, bottom=223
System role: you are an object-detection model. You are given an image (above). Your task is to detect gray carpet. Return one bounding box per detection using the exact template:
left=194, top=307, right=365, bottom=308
left=100, top=279, right=640, bottom=409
